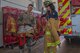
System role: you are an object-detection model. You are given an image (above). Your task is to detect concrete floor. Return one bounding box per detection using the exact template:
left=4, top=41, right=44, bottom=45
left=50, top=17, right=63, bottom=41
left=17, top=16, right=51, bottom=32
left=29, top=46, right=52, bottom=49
left=0, top=38, right=44, bottom=53
left=0, top=37, right=80, bottom=53
left=57, top=40, right=80, bottom=53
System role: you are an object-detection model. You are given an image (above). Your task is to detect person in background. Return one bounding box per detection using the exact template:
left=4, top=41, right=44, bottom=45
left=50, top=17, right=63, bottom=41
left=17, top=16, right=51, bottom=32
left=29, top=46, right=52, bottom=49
left=23, top=4, right=36, bottom=27
left=18, top=4, right=37, bottom=53
left=43, top=1, right=61, bottom=53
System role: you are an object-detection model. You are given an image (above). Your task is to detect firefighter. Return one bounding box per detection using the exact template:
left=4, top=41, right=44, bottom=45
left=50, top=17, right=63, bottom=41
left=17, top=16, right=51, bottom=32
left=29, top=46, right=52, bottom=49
left=43, top=1, right=61, bottom=53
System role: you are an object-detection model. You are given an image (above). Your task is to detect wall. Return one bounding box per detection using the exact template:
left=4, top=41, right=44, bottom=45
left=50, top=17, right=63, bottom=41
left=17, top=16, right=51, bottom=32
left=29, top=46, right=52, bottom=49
left=1, top=0, right=32, bottom=10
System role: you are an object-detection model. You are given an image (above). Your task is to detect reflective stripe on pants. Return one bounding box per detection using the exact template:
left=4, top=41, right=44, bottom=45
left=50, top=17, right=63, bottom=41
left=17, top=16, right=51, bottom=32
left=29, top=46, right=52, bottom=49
left=47, top=40, right=60, bottom=47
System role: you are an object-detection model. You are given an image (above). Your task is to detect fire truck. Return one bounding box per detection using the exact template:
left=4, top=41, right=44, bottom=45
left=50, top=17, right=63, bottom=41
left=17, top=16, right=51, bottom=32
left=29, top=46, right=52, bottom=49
left=58, top=0, right=80, bottom=43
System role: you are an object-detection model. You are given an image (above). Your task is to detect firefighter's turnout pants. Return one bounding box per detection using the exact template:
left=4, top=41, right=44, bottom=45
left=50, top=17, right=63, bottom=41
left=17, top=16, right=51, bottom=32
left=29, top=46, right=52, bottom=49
left=44, top=18, right=60, bottom=53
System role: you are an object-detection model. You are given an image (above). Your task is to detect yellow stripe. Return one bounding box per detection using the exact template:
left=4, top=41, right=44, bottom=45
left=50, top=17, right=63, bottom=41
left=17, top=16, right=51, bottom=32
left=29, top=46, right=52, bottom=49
left=59, top=1, right=70, bottom=16
left=45, top=31, right=51, bottom=36
left=47, top=43, right=55, bottom=47
left=68, top=28, right=70, bottom=32
left=63, top=18, right=71, bottom=26
left=62, top=0, right=65, bottom=2
left=67, top=19, right=71, bottom=24
left=68, top=28, right=72, bottom=32
left=67, top=28, right=71, bottom=34
left=63, top=21, right=68, bottom=26
left=62, top=10, right=70, bottom=19
left=63, top=20, right=72, bottom=34
left=47, top=40, right=60, bottom=47
left=64, top=32, right=68, bottom=34
left=64, top=29, right=68, bottom=34
left=55, top=40, right=61, bottom=46
left=75, top=9, right=80, bottom=14
left=58, top=2, right=62, bottom=15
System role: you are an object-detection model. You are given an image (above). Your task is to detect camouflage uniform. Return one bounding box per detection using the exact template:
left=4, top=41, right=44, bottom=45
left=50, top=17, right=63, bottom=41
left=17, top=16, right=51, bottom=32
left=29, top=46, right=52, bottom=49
left=22, top=11, right=36, bottom=26
left=19, top=11, right=36, bottom=53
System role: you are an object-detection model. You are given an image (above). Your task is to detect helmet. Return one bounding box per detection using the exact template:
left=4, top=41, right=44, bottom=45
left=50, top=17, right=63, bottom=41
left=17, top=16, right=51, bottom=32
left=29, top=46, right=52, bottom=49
left=44, top=1, right=52, bottom=7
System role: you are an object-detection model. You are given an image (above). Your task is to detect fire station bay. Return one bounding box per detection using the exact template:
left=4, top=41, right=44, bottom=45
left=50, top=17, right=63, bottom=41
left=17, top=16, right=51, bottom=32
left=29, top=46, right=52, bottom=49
left=0, top=0, right=80, bottom=53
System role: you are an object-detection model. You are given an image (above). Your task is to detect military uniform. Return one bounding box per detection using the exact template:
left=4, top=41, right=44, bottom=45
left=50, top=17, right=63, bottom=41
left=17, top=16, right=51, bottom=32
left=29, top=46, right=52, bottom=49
left=22, top=11, right=36, bottom=26
left=19, top=11, right=36, bottom=53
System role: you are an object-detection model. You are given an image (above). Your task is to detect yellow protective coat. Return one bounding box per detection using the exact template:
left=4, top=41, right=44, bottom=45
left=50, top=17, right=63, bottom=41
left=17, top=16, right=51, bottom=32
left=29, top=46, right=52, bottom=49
left=44, top=18, right=60, bottom=53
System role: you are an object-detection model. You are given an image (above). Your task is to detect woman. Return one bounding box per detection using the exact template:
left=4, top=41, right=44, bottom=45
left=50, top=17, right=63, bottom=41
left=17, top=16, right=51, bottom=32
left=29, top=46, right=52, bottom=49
left=43, top=1, right=60, bottom=53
